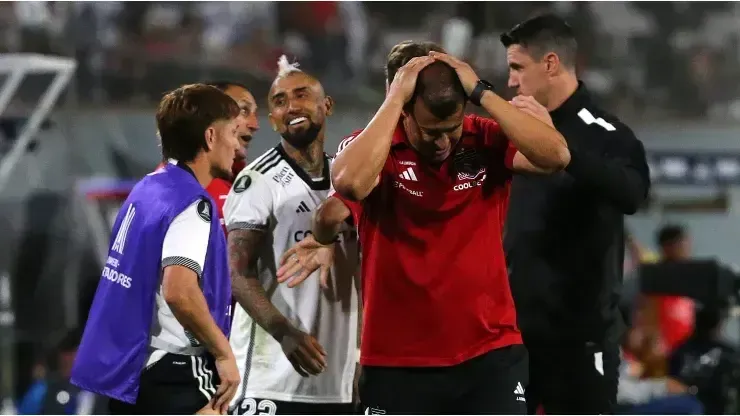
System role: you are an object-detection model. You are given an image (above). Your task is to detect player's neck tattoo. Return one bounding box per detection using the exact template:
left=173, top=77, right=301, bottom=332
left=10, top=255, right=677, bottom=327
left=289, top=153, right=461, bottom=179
left=283, top=139, right=325, bottom=178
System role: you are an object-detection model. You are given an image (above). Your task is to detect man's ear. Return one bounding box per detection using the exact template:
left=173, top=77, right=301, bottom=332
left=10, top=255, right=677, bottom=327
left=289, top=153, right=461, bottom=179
left=204, top=126, right=216, bottom=151
left=543, top=52, right=560, bottom=76
left=267, top=113, right=278, bottom=131
left=324, top=95, right=334, bottom=117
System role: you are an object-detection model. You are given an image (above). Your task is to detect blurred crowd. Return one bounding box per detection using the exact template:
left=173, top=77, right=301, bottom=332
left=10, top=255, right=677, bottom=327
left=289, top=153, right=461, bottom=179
left=618, top=226, right=739, bottom=414
left=1, top=1, right=740, bottom=120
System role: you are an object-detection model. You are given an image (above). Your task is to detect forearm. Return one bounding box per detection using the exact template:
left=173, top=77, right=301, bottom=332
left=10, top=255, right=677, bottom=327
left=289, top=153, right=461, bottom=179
left=331, top=96, right=404, bottom=201
left=228, top=229, right=292, bottom=341
left=480, top=91, right=570, bottom=171
left=232, top=275, right=291, bottom=341
left=312, top=197, right=350, bottom=245
left=566, top=149, right=648, bottom=214
left=167, top=283, right=232, bottom=358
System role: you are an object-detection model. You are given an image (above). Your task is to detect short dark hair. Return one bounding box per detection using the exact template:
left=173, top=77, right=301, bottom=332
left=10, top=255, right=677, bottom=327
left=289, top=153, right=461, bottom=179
left=206, top=81, right=250, bottom=93
left=386, top=41, right=466, bottom=120
left=500, top=14, right=578, bottom=68
left=656, top=224, right=686, bottom=247
left=156, top=84, right=240, bottom=163
left=385, top=41, right=446, bottom=85
left=413, top=62, right=466, bottom=119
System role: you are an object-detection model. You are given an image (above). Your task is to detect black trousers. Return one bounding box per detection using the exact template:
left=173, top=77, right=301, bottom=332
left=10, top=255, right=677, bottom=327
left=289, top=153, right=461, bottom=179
left=359, top=344, right=529, bottom=414
left=525, top=342, right=620, bottom=415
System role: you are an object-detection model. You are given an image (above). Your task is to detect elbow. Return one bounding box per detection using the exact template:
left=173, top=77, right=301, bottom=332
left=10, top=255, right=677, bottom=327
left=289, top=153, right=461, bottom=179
left=620, top=202, right=639, bottom=216
left=331, top=170, right=368, bottom=202
left=619, top=195, right=644, bottom=215
left=163, top=283, right=188, bottom=310
left=551, top=145, right=571, bottom=172
left=536, top=145, right=571, bottom=174
left=620, top=184, right=649, bottom=215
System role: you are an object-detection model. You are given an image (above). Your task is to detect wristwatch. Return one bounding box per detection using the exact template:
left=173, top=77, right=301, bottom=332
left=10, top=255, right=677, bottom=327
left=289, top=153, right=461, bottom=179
left=469, top=79, right=495, bottom=106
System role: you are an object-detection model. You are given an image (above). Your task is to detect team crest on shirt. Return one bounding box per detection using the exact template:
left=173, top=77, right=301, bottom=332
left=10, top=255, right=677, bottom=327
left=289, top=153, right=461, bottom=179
left=453, top=147, right=486, bottom=181
left=196, top=199, right=212, bottom=222
left=233, top=175, right=251, bottom=193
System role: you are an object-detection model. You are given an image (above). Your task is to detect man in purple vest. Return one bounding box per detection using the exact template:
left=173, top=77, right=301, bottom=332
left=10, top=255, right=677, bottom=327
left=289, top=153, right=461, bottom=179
left=71, top=84, right=242, bottom=415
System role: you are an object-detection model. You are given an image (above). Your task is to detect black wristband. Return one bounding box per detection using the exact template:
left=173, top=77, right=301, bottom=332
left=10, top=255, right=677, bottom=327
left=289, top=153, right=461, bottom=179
left=469, top=79, right=495, bottom=106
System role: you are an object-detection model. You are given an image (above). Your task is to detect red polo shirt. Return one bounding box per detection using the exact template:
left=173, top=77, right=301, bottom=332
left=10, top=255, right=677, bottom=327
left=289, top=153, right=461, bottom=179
left=333, top=114, right=521, bottom=367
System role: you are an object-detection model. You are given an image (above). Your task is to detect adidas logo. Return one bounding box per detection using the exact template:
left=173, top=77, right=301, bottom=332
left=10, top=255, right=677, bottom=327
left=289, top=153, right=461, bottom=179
left=295, top=201, right=311, bottom=213
left=514, top=382, right=526, bottom=402
left=399, top=167, right=418, bottom=181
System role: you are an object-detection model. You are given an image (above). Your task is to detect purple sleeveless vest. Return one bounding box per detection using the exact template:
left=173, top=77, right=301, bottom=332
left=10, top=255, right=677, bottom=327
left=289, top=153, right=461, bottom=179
left=71, top=164, right=231, bottom=403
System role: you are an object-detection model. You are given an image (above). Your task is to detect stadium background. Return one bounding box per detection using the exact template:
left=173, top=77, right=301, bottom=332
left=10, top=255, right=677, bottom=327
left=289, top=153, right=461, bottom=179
left=1, top=1, right=740, bottom=414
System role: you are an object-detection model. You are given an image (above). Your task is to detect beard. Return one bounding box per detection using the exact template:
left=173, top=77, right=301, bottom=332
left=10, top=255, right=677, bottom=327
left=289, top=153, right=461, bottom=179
left=210, top=164, right=233, bottom=182
left=281, top=121, right=322, bottom=149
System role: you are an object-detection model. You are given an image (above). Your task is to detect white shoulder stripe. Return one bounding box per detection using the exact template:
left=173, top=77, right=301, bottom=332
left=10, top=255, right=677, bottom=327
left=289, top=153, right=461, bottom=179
left=577, top=108, right=616, bottom=131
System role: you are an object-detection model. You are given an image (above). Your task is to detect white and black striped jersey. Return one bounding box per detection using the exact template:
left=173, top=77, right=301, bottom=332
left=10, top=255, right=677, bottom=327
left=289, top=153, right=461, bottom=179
left=224, top=145, right=359, bottom=404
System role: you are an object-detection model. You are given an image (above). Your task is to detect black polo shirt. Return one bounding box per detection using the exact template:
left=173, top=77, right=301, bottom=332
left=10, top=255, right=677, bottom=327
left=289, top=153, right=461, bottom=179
left=504, top=82, right=651, bottom=346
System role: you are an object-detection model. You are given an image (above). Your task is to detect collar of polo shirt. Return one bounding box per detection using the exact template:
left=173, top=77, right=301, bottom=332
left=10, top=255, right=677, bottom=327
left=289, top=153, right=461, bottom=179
left=550, top=80, right=591, bottom=121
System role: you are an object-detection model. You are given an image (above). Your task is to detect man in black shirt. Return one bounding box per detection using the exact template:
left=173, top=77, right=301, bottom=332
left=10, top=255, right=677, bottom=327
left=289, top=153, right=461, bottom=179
left=501, top=14, right=651, bottom=414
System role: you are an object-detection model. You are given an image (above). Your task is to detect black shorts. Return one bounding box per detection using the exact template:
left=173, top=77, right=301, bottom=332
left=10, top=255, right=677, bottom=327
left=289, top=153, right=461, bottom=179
left=109, top=353, right=221, bottom=415
left=359, top=344, right=528, bottom=414
left=230, top=398, right=355, bottom=415
left=526, top=342, right=619, bottom=415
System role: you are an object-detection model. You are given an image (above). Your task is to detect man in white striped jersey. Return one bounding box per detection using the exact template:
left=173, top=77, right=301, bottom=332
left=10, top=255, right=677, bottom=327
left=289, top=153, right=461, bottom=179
left=224, top=57, right=360, bottom=415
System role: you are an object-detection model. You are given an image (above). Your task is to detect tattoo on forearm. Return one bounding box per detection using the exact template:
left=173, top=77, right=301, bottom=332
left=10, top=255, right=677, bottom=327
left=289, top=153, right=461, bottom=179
left=227, top=229, right=290, bottom=338
left=228, top=229, right=262, bottom=279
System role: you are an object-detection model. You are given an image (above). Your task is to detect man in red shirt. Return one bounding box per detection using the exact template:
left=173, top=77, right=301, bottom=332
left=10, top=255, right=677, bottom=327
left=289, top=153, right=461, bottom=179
left=278, top=41, right=570, bottom=413
left=157, top=81, right=259, bottom=227
left=653, top=225, right=695, bottom=355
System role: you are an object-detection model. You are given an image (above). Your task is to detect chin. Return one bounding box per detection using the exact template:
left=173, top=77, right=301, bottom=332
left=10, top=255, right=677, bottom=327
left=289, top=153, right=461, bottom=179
left=211, top=166, right=234, bottom=182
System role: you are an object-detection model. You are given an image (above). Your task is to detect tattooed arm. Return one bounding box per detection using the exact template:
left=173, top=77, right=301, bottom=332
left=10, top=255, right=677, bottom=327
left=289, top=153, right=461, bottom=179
left=228, top=229, right=291, bottom=341
left=228, top=228, right=327, bottom=376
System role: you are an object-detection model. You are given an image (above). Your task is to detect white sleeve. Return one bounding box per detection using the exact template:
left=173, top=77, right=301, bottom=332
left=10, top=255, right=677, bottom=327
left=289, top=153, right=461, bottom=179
left=161, top=199, right=211, bottom=276
left=223, top=170, right=274, bottom=232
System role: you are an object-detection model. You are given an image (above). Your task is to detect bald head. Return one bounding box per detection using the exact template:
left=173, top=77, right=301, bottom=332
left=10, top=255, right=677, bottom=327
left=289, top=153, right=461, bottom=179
left=269, top=71, right=325, bottom=103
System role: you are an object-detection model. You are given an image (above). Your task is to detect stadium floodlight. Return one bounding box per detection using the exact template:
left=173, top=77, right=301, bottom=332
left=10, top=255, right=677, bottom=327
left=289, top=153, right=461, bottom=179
left=0, top=53, right=76, bottom=194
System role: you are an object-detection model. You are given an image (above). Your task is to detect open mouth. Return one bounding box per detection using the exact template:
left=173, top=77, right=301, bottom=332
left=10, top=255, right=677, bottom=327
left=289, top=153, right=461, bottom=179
left=288, top=116, right=308, bottom=127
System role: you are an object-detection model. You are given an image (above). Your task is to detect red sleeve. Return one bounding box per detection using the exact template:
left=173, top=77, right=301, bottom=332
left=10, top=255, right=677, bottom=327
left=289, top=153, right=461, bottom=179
left=206, top=179, right=232, bottom=233
left=331, top=131, right=367, bottom=226
left=504, top=141, right=518, bottom=170
left=471, top=115, right=518, bottom=171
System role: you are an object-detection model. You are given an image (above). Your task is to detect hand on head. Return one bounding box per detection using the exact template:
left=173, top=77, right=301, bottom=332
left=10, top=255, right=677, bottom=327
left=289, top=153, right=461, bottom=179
left=427, top=51, right=480, bottom=96
left=387, top=51, right=488, bottom=106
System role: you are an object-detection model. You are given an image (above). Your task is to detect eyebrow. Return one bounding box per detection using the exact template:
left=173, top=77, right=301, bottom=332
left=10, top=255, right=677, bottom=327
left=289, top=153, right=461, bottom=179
left=270, top=86, right=311, bottom=101
left=238, top=101, right=255, bottom=113
left=422, top=123, right=462, bottom=134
